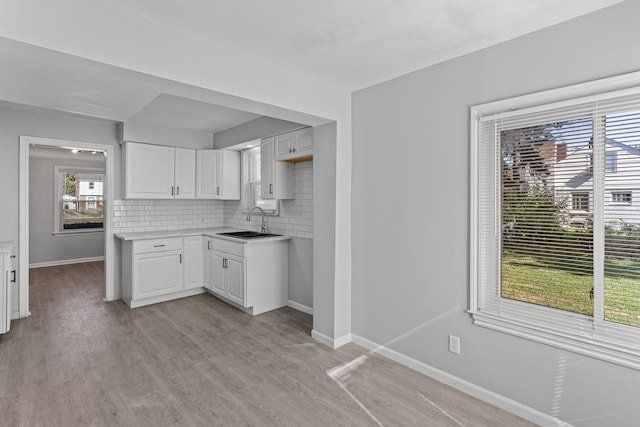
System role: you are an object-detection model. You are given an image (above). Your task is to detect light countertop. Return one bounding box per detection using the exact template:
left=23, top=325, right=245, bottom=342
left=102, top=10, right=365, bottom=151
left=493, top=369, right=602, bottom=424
left=114, top=227, right=292, bottom=244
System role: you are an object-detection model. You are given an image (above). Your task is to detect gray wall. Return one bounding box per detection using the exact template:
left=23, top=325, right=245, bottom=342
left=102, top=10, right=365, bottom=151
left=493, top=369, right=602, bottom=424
left=312, top=122, right=337, bottom=337
left=120, top=120, right=213, bottom=149
left=351, top=1, right=640, bottom=426
left=213, top=117, right=304, bottom=148
left=0, top=105, right=121, bottom=314
left=29, top=154, right=105, bottom=265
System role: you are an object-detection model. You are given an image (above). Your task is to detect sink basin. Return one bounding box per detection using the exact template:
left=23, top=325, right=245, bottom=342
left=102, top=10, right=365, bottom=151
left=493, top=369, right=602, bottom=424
left=217, top=231, right=282, bottom=239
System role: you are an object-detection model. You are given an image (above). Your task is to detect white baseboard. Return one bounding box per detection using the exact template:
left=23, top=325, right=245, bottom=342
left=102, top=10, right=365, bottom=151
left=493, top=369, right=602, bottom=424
left=311, top=329, right=352, bottom=349
left=29, top=256, right=104, bottom=269
left=11, top=311, right=20, bottom=320
left=350, top=334, right=570, bottom=427
left=287, top=300, right=313, bottom=315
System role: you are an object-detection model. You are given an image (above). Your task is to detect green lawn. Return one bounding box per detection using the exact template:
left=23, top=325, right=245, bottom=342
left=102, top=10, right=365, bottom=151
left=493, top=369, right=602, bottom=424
left=502, top=252, right=640, bottom=327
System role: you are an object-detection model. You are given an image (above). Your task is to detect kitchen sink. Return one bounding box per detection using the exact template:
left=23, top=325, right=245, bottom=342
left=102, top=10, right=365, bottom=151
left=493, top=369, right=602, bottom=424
left=217, top=231, right=282, bottom=239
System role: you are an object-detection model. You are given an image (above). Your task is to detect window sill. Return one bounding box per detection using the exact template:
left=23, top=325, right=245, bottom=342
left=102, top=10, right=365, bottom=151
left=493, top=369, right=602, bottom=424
left=470, top=309, right=640, bottom=370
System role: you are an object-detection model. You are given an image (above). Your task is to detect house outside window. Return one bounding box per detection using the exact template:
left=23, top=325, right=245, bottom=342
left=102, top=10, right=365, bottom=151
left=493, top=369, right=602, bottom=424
left=55, top=167, right=105, bottom=233
left=471, top=72, right=640, bottom=369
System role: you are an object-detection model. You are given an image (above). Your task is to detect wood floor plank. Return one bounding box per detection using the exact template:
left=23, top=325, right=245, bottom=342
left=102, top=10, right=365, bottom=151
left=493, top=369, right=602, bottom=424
left=0, top=262, right=537, bottom=426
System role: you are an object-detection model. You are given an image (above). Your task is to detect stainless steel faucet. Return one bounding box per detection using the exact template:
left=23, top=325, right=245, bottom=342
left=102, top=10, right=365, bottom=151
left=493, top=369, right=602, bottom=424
left=247, top=206, right=267, bottom=233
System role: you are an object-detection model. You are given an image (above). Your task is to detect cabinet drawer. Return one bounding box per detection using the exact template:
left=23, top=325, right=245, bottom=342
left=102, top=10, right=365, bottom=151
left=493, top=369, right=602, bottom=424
left=133, top=237, right=183, bottom=254
left=211, top=238, right=245, bottom=257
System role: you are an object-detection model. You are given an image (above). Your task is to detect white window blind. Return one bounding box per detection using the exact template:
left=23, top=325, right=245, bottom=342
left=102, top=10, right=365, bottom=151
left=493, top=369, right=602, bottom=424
left=241, top=147, right=277, bottom=214
left=471, top=80, right=640, bottom=369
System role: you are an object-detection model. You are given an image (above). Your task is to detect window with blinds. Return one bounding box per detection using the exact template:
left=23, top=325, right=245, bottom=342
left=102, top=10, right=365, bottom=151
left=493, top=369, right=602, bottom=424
left=241, top=147, right=277, bottom=214
left=471, top=73, right=640, bottom=369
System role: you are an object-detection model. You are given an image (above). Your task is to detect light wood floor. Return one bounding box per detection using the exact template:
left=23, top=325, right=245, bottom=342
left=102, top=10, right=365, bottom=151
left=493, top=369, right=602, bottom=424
left=0, top=262, right=535, bottom=426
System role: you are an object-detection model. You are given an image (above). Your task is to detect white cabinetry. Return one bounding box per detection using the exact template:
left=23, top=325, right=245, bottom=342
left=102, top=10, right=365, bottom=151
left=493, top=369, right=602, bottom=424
left=203, top=237, right=213, bottom=290
left=274, top=127, right=313, bottom=161
left=196, top=150, right=240, bottom=200
left=205, top=237, right=288, bottom=315
left=0, top=242, right=13, bottom=334
left=123, top=142, right=196, bottom=199
left=122, top=237, right=204, bottom=308
left=261, top=137, right=294, bottom=200
left=212, top=250, right=246, bottom=306
left=174, top=148, right=197, bottom=199
left=183, top=236, right=203, bottom=289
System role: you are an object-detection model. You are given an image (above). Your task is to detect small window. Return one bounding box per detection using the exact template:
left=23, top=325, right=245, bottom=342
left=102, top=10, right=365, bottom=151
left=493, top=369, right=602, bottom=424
left=55, top=167, right=104, bottom=233
left=242, top=147, right=278, bottom=214
left=611, top=191, right=632, bottom=204
left=572, top=192, right=589, bottom=211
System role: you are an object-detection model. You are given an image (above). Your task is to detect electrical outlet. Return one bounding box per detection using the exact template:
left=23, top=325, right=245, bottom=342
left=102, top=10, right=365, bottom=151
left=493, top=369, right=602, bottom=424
left=449, top=335, right=460, bottom=355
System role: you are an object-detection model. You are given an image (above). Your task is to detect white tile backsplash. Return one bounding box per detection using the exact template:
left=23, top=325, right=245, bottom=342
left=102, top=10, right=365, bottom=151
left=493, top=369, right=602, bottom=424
left=113, top=161, right=313, bottom=239
left=223, top=161, right=313, bottom=239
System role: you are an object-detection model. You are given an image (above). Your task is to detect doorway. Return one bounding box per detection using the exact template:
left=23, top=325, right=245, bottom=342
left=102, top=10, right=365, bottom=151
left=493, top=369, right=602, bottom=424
left=18, top=136, right=115, bottom=318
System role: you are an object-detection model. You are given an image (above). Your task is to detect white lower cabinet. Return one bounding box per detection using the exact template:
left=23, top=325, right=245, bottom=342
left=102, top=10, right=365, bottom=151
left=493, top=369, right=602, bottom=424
left=211, top=250, right=245, bottom=306
left=205, top=237, right=287, bottom=315
left=203, top=237, right=214, bottom=291
left=122, top=237, right=204, bottom=308
left=133, top=249, right=183, bottom=300
left=121, top=232, right=288, bottom=314
left=183, top=236, right=203, bottom=289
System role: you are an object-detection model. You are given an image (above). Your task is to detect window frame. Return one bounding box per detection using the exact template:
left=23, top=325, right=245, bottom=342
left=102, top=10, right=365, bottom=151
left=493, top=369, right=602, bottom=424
left=240, top=146, right=279, bottom=216
left=611, top=191, right=632, bottom=205
left=54, top=166, right=105, bottom=235
left=470, top=71, right=640, bottom=370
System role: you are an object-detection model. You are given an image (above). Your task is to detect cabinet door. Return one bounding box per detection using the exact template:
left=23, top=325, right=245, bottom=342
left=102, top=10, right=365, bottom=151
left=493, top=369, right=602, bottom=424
left=196, top=150, right=221, bottom=199
left=226, top=255, right=246, bottom=306
left=261, top=137, right=275, bottom=199
left=174, top=148, right=196, bottom=199
left=294, top=128, right=313, bottom=157
left=183, top=236, right=203, bottom=289
left=125, top=142, right=175, bottom=199
left=211, top=250, right=226, bottom=296
left=203, top=238, right=213, bottom=290
left=274, top=132, right=294, bottom=160
left=133, top=250, right=183, bottom=299
left=219, top=150, right=241, bottom=200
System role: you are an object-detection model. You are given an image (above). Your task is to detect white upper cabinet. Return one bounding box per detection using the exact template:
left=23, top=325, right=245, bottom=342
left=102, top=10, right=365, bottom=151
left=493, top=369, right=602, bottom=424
left=274, top=127, right=313, bottom=161
left=261, top=137, right=294, bottom=200
left=174, top=148, right=196, bottom=199
left=196, top=149, right=240, bottom=200
left=124, top=142, right=196, bottom=199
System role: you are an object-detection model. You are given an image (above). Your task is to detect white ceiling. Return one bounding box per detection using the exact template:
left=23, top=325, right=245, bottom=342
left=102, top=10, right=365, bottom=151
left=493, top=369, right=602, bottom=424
left=104, top=0, right=623, bottom=90
left=0, top=0, right=623, bottom=132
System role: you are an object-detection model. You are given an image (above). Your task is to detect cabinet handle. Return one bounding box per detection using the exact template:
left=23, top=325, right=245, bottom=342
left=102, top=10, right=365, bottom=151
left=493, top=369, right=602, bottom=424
left=10, top=270, right=16, bottom=283
left=223, top=258, right=227, bottom=269
left=180, top=254, right=182, bottom=264
left=216, top=186, right=220, bottom=196
left=153, top=244, right=166, bottom=248
left=207, top=240, right=211, bottom=250
left=293, top=147, right=297, bottom=153
left=270, top=183, right=273, bottom=194
left=176, top=186, right=180, bottom=196
left=171, top=186, right=174, bottom=196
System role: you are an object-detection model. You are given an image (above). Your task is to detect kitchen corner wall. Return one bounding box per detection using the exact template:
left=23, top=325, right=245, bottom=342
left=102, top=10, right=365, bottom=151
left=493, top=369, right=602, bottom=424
left=111, top=161, right=314, bottom=309
left=224, top=161, right=313, bottom=239
left=112, top=161, right=313, bottom=238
